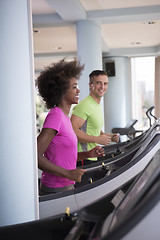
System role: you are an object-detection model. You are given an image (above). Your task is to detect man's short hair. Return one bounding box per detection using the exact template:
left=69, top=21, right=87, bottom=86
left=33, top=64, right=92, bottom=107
left=89, top=70, right=108, bottom=83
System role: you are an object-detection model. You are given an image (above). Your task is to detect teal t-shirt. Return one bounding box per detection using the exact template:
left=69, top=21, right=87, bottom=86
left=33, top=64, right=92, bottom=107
left=72, top=95, right=103, bottom=160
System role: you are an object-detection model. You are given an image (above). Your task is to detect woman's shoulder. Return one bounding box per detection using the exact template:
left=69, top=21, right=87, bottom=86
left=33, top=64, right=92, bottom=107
left=43, top=107, right=62, bottom=129
left=49, top=107, right=62, bottom=115
left=45, top=107, right=62, bottom=122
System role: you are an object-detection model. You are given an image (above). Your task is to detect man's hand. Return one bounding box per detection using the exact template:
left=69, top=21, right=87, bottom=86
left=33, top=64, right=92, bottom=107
left=97, top=134, right=111, bottom=146
left=110, top=134, right=119, bottom=143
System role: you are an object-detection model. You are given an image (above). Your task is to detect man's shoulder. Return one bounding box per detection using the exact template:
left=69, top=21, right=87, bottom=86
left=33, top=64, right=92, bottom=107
left=74, top=96, right=91, bottom=110
left=78, top=95, right=94, bottom=106
left=80, top=95, right=91, bottom=103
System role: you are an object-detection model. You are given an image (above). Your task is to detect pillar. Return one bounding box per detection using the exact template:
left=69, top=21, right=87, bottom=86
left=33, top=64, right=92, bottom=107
left=76, top=20, right=103, bottom=101
left=76, top=20, right=105, bottom=129
left=103, top=57, right=132, bottom=133
left=0, top=0, right=39, bottom=226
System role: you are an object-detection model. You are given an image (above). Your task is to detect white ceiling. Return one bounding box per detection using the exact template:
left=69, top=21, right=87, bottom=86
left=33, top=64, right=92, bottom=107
left=31, top=0, right=160, bottom=73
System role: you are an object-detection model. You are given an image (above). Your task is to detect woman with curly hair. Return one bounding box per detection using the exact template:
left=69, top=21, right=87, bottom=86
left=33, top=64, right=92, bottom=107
left=36, top=59, right=104, bottom=195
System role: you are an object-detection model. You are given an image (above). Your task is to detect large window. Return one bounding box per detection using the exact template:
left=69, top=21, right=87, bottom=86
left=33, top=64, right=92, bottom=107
left=131, top=57, right=155, bottom=130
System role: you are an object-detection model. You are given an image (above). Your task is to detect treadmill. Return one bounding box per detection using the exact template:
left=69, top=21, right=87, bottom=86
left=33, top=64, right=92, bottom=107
left=64, top=149, right=160, bottom=240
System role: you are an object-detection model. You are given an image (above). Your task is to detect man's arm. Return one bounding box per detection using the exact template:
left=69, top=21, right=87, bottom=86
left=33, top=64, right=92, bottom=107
left=71, top=114, right=111, bottom=146
left=71, top=114, right=97, bottom=143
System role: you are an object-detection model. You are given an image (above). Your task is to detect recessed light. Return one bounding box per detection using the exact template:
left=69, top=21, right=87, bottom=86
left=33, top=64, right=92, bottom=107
left=131, top=42, right=142, bottom=45
left=33, top=29, right=40, bottom=33
left=142, top=21, right=156, bottom=25
left=147, top=21, right=156, bottom=25
left=54, top=47, right=62, bottom=50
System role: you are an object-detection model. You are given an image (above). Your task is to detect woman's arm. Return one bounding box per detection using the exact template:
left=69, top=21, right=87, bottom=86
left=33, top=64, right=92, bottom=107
left=77, top=146, right=105, bottom=161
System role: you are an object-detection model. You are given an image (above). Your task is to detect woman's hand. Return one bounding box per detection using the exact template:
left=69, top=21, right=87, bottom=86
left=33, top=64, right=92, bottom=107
left=78, top=146, right=105, bottom=161
left=67, top=168, right=86, bottom=182
left=88, top=146, right=105, bottom=158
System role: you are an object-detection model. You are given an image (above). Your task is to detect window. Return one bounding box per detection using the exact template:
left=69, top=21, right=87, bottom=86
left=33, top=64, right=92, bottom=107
left=131, top=57, right=155, bottom=130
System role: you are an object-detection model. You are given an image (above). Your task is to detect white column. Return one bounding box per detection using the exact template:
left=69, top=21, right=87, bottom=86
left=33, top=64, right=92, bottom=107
left=0, top=0, right=39, bottom=226
left=76, top=20, right=102, bottom=101
left=76, top=20, right=105, bottom=129
left=103, top=57, right=132, bottom=133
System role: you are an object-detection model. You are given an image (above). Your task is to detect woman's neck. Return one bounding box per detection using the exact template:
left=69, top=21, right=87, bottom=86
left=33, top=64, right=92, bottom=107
left=58, top=104, right=71, bottom=117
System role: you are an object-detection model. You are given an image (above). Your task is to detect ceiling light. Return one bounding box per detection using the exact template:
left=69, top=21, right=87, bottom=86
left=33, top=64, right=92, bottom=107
left=147, top=21, right=156, bottom=24
left=54, top=47, right=62, bottom=50
left=142, top=21, right=156, bottom=25
left=33, top=29, right=40, bottom=33
left=131, top=42, right=142, bottom=45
